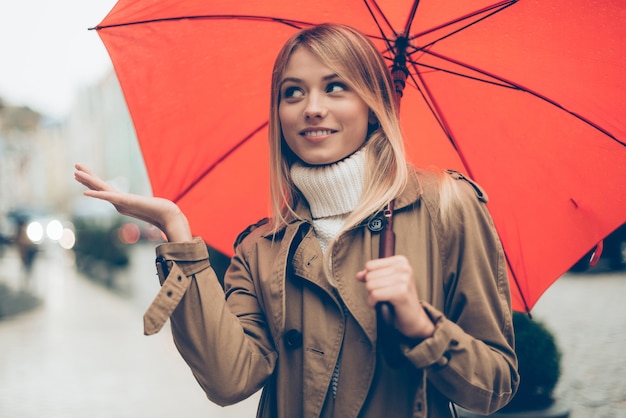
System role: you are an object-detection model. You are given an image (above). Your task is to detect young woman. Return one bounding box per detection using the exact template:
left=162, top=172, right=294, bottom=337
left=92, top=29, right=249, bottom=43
left=75, top=23, right=518, bottom=418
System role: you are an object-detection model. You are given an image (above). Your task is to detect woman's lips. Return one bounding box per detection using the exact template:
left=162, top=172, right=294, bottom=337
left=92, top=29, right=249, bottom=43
left=300, top=128, right=336, bottom=142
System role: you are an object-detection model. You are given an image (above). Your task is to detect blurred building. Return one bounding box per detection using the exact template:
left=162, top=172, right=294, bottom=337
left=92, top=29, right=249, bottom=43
left=0, top=100, right=61, bottom=214
left=66, top=70, right=151, bottom=214
left=0, top=69, right=150, bottom=226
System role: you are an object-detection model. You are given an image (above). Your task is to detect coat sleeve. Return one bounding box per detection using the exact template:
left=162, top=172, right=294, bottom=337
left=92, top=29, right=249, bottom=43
left=403, top=175, right=520, bottom=414
left=145, top=237, right=277, bottom=406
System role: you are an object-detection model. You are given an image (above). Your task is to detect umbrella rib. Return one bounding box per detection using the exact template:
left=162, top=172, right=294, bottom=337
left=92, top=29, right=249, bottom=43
left=396, top=2, right=510, bottom=70
left=402, top=0, right=421, bottom=35
left=363, top=0, right=398, bottom=54
left=407, top=59, right=514, bottom=90
left=172, top=121, right=269, bottom=204
left=91, top=15, right=315, bottom=31
left=415, top=49, right=625, bottom=146
left=405, top=70, right=451, bottom=141
left=406, top=63, right=469, bottom=172
left=407, top=0, right=517, bottom=51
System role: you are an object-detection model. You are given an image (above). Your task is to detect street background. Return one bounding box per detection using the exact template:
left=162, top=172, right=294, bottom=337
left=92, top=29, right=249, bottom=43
left=1, top=242, right=625, bottom=418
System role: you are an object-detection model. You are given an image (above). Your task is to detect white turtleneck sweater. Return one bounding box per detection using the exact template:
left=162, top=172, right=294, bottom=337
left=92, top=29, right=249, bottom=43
left=291, top=148, right=366, bottom=253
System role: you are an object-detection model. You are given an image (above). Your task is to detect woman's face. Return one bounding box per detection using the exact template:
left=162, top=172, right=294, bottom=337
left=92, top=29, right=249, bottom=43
left=278, top=48, right=371, bottom=166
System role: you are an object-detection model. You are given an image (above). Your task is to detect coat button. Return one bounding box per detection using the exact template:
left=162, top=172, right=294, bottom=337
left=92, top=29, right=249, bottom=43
left=367, top=216, right=385, bottom=232
left=284, top=329, right=303, bottom=349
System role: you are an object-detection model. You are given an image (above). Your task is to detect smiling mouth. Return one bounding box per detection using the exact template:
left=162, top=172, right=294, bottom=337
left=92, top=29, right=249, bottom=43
left=300, top=129, right=336, bottom=137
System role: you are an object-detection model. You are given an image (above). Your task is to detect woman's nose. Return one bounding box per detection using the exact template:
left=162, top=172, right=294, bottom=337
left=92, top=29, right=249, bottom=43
left=304, top=92, right=326, bottom=119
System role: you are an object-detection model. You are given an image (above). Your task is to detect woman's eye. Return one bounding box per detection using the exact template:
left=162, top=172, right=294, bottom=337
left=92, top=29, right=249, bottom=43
left=283, top=86, right=303, bottom=99
left=327, top=82, right=346, bottom=93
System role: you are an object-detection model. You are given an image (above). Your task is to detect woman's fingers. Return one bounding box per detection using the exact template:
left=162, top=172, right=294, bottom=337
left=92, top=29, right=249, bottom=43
left=362, top=256, right=412, bottom=292
left=74, top=164, right=117, bottom=193
left=359, top=256, right=435, bottom=339
left=74, top=163, right=95, bottom=176
left=74, top=164, right=147, bottom=219
left=73, top=164, right=193, bottom=242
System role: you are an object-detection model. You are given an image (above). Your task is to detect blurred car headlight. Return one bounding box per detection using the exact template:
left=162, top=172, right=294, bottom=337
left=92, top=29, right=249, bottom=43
left=26, top=221, right=44, bottom=243
left=59, top=228, right=76, bottom=250
left=46, top=219, right=64, bottom=241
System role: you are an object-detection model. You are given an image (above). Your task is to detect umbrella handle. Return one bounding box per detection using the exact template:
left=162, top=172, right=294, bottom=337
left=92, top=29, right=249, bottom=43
left=376, top=201, right=405, bottom=368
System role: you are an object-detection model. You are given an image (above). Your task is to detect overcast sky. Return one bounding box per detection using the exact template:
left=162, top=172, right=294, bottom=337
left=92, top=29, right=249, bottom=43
left=0, top=0, right=117, bottom=119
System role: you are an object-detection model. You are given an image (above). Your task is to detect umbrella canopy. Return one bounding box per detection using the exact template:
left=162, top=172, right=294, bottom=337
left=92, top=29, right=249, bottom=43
left=93, top=0, right=626, bottom=312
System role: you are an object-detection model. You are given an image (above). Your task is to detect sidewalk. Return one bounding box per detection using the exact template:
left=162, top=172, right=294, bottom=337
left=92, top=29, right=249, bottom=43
left=531, top=269, right=626, bottom=418
left=0, top=245, right=259, bottom=418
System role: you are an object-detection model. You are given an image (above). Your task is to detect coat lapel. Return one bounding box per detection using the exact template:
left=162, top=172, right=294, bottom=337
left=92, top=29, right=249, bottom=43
left=264, top=220, right=309, bottom=335
left=330, top=228, right=378, bottom=345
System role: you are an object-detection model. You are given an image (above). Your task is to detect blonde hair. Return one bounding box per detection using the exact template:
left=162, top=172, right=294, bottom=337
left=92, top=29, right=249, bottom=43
left=268, top=23, right=462, bottom=263
left=269, top=24, right=408, bottom=236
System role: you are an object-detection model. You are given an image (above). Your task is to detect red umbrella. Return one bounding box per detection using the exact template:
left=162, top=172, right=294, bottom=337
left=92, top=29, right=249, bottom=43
left=92, top=0, right=626, bottom=312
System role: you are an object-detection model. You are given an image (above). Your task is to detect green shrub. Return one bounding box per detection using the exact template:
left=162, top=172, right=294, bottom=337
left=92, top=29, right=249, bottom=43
left=72, top=217, right=129, bottom=268
left=503, top=312, right=562, bottom=411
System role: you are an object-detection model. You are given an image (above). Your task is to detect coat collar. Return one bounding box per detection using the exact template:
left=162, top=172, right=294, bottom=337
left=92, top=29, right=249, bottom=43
left=263, top=164, right=424, bottom=240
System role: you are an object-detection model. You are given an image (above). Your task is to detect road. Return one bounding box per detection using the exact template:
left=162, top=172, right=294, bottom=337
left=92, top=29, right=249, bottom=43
left=1, top=242, right=625, bottom=417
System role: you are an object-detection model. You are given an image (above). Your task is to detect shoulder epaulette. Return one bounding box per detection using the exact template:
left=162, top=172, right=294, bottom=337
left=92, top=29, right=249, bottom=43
left=233, top=218, right=270, bottom=250
left=445, top=169, right=488, bottom=202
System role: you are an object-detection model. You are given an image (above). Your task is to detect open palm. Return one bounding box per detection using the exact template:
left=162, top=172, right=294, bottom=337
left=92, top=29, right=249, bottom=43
left=74, top=164, right=192, bottom=242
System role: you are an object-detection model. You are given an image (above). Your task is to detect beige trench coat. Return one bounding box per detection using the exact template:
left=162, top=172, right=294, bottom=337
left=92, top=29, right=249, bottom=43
left=143, top=168, right=519, bottom=418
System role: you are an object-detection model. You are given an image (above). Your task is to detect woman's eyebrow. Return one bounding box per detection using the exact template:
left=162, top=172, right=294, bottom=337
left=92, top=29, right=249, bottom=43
left=280, top=77, right=302, bottom=86
left=280, top=73, right=340, bottom=87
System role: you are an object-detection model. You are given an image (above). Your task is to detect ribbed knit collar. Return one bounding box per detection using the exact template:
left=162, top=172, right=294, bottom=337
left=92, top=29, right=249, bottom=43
left=290, top=148, right=366, bottom=219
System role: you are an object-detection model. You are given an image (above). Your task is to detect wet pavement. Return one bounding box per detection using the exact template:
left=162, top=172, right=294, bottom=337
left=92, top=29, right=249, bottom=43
left=1, top=243, right=625, bottom=417
left=531, top=269, right=626, bottom=418
left=0, top=244, right=259, bottom=417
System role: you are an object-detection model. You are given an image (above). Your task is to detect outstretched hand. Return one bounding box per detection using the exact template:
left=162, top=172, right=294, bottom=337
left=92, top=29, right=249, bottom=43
left=74, top=164, right=192, bottom=242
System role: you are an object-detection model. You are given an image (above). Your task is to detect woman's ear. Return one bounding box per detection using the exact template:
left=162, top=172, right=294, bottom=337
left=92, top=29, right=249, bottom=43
left=368, top=110, right=378, bottom=126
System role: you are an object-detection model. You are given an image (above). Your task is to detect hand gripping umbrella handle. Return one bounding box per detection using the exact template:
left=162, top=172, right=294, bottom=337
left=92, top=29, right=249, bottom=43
left=376, top=201, right=405, bottom=368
